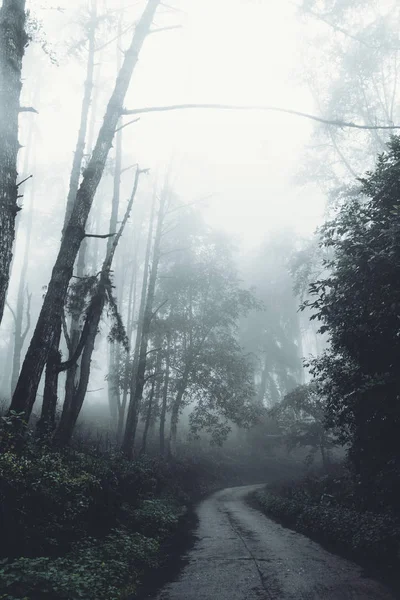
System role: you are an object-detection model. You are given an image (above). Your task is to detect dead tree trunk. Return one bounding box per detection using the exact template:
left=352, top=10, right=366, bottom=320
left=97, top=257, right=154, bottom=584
left=122, top=192, right=167, bottom=458
left=0, top=0, right=28, bottom=326
left=9, top=0, right=160, bottom=422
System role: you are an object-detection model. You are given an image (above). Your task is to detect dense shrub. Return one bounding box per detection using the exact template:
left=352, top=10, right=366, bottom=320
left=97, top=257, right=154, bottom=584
left=254, top=480, right=400, bottom=567
left=0, top=450, right=101, bottom=557
left=0, top=443, right=227, bottom=599
left=0, top=529, right=160, bottom=600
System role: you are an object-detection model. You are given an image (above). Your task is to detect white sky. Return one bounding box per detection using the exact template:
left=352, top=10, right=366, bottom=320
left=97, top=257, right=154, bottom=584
left=24, top=0, right=325, bottom=251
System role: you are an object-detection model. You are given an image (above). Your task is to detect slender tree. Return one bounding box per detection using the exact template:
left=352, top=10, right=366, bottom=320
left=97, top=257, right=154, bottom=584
left=122, top=190, right=167, bottom=458
left=9, top=0, right=161, bottom=423
left=54, top=167, right=144, bottom=445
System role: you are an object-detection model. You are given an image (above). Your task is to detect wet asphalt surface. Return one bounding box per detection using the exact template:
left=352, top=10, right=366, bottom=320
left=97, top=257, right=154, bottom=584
left=147, top=484, right=398, bottom=600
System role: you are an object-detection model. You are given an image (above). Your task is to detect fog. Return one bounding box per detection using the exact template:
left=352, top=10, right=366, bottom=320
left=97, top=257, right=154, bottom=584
left=3, top=1, right=400, bottom=597
left=1, top=0, right=398, bottom=454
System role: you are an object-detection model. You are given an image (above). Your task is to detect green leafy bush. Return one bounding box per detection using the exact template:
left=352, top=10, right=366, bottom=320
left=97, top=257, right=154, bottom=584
left=254, top=485, right=400, bottom=566
left=0, top=529, right=159, bottom=600
left=0, top=450, right=101, bottom=557
left=132, top=499, right=181, bottom=538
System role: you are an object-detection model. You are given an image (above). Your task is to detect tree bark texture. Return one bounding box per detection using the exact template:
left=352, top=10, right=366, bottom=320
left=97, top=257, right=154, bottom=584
left=0, top=0, right=28, bottom=326
left=9, top=0, right=160, bottom=421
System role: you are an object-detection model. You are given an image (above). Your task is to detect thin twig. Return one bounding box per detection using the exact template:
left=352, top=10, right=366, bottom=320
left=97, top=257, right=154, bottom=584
left=115, top=117, right=140, bottom=133
left=16, top=174, right=33, bottom=188
left=149, top=25, right=182, bottom=34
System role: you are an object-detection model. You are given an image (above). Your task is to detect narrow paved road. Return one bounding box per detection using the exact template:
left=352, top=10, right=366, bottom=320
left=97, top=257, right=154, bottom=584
left=150, top=484, right=398, bottom=600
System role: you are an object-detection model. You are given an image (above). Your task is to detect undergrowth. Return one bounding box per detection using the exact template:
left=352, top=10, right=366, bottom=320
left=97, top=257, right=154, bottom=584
left=251, top=464, right=400, bottom=568
left=0, top=444, right=214, bottom=600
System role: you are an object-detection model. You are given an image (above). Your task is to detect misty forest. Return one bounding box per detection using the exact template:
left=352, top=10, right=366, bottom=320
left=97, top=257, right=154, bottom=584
left=1, top=0, right=400, bottom=599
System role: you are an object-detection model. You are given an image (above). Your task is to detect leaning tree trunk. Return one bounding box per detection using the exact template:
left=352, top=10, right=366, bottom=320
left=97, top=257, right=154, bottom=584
left=36, top=321, right=62, bottom=437
left=54, top=288, right=106, bottom=446
left=60, top=1, right=98, bottom=428
left=9, top=0, right=160, bottom=422
left=54, top=168, right=143, bottom=446
left=62, top=0, right=97, bottom=234
left=0, top=0, right=28, bottom=326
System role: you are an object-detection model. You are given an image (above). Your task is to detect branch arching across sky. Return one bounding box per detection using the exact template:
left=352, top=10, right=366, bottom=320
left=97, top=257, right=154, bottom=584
left=122, top=103, right=400, bottom=131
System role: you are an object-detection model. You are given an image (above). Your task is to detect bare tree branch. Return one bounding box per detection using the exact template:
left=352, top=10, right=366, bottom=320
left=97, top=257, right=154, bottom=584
left=5, top=300, right=17, bottom=325
left=149, top=24, right=182, bottom=34
left=16, top=174, right=33, bottom=188
left=85, top=233, right=117, bottom=239
left=95, top=21, right=135, bottom=53
left=115, top=117, right=140, bottom=133
left=19, top=107, right=39, bottom=114
left=151, top=299, right=168, bottom=319
left=122, top=103, right=400, bottom=130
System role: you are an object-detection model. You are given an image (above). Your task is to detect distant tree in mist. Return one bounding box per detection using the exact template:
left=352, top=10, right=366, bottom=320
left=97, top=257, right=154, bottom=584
left=297, top=0, right=400, bottom=191
left=240, top=232, right=304, bottom=407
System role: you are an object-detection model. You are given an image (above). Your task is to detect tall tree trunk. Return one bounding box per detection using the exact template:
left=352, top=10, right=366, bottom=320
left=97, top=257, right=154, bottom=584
left=159, top=335, right=171, bottom=456
left=55, top=289, right=106, bottom=446
left=62, top=0, right=97, bottom=234
left=117, top=256, right=138, bottom=442
left=61, top=2, right=98, bottom=429
left=54, top=168, right=143, bottom=445
left=0, top=0, right=28, bottom=326
left=141, top=345, right=162, bottom=453
left=10, top=175, right=34, bottom=395
left=122, top=192, right=166, bottom=458
left=9, top=0, right=160, bottom=422
left=37, top=321, right=62, bottom=437
left=107, top=84, right=123, bottom=419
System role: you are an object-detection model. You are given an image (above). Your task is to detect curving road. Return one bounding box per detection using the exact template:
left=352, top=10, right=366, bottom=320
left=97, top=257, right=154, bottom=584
left=149, top=484, right=398, bottom=600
